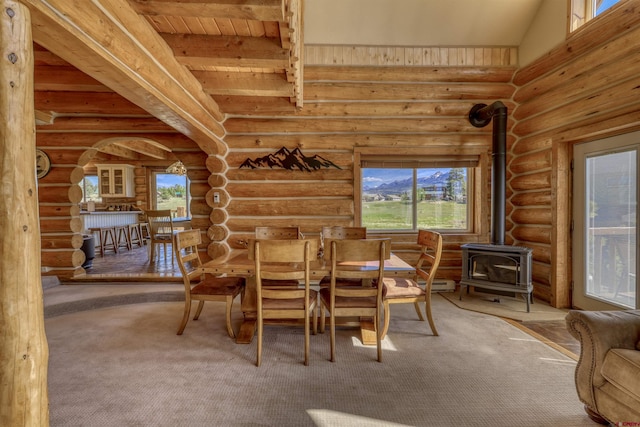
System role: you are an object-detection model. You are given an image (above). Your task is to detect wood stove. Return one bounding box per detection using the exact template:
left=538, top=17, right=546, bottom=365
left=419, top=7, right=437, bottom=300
left=460, top=243, right=533, bottom=311
left=459, top=102, right=534, bottom=311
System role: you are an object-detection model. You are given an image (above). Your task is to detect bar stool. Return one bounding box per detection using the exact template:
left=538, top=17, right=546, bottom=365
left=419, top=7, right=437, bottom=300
left=114, top=225, right=131, bottom=251
left=139, top=222, right=151, bottom=244
left=90, top=227, right=117, bottom=256
left=128, top=223, right=144, bottom=248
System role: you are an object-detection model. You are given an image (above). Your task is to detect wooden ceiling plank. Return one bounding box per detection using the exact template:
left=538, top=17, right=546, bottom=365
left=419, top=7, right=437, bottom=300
left=161, top=33, right=290, bottom=68
left=129, top=0, right=285, bottom=21
left=192, top=71, right=293, bottom=96
left=197, top=17, right=223, bottom=36
left=22, top=0, right=228, bottom=155
left=97, top=144, right=140, bottom=160
left=113, top=140, right=169, bottom=159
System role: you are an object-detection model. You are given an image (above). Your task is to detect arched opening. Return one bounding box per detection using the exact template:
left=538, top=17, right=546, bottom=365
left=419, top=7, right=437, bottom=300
left=72, top=136, right=209, bottom=279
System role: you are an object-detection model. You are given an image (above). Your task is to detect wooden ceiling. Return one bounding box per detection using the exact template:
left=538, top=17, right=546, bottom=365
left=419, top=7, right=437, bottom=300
left=28, top=0, right=303, bottom=159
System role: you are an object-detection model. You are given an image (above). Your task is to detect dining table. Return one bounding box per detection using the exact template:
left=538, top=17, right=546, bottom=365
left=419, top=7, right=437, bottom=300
left=203, top=248, right=416, bottom=344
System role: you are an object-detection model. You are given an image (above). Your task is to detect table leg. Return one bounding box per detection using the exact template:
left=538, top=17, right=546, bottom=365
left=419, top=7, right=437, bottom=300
left=236, top=276, right=257, bottom=344
left=360, top=318, right=377, bottom=345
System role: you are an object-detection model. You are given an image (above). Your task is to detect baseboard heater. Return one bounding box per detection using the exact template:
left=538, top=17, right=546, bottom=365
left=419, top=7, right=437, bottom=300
left=431, top=280, right=456, bottom=292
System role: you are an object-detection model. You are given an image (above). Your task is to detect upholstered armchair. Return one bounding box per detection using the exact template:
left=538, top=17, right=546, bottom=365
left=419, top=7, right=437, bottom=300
left=565, top=310, right=640, bottom=424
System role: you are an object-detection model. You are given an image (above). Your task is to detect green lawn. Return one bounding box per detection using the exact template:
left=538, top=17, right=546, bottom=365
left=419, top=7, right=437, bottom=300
left=157, top=196, right=187, bottom=216
left=362, top=200, right=468, bottom=229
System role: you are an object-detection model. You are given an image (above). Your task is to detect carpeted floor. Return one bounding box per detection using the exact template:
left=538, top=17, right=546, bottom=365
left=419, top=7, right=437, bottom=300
left=44, top=288, right=590, bottom=427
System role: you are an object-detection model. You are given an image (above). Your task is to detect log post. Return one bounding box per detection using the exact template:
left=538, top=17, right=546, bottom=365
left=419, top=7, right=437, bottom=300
left=0, top=2, right=50, bottom=425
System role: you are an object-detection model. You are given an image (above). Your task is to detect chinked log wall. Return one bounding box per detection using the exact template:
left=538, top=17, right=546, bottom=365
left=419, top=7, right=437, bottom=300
left=511, top=3, right=640, bottom=308
left=36, top=127, right=208, bottom=278
left=219, top=45, right=517, bottom=284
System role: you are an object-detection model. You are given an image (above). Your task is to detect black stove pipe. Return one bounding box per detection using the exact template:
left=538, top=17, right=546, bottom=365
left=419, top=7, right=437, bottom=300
left=468, top=101, right=507, bottom=246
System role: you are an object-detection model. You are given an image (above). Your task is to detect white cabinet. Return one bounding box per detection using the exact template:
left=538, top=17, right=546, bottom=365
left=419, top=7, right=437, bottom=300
left=96, top=164, right=135, bottom=197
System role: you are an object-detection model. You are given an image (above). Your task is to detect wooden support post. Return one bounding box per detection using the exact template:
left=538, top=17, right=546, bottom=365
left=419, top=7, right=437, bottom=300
left=0, top=2, right=50, bottom=425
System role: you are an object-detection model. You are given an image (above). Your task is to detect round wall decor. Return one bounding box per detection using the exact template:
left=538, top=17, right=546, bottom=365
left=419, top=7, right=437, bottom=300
left=36, top=149, right=51, bottom=179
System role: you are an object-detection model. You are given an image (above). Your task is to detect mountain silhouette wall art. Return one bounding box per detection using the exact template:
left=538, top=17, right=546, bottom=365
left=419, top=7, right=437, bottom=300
left=240, top=147, right=342, bottom=171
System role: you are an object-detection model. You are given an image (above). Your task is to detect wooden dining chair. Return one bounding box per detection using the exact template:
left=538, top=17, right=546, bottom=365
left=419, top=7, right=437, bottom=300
left=381, top=229, right=443, bottom=338
left=254, top=226, right=302, bottom=286
left=145, top=209, right=177, bottom=263
left=174, top=229, right=245, bottom=338
left=254, top=239, right=318, bottom=367
left=319, top=238, right=389, bottom=362
left=319, top=226, right=367, bottom=287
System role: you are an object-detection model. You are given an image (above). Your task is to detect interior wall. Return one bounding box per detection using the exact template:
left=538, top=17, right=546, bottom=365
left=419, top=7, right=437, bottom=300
left=518, top=0, right=567, bottom=66
left=511, top=3, right=640, bottom=307
left=220, top=46, right=517, bottom=283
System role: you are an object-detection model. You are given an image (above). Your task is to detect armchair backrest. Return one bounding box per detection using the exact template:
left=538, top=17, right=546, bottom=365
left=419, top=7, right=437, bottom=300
left=329, top=238, right=389, bottom=301
left=415, top=229, right=443, bottom=288
left=145, top=209, right=174, bottom=237
left=174, top=229, right=204, bottom=290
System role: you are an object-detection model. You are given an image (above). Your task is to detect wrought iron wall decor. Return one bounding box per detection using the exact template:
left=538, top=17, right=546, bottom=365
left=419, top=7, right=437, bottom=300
left=240, top=147, right=341, bottom=171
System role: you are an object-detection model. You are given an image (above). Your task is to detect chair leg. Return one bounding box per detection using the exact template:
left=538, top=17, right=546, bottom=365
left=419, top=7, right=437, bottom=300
left=381, top=301, right=391, bottom=339
left=193, top=300, right=205, bottom=320
left=177, top=299, right=191, bottom=335
left=414, top=301, right=426, bottom=321
left=256, top=314, right=263, bottom=367
left=376, top=314, right=382, bottom=363
left=424, top=293, right=438, bottom=336
left=225, top=296, right=235, bottom=338
left=304, top=307, right=310, bottom=366
left=329, top=310, right=336, bottom=362
left=312, top=304, right=318, bottom=335
left=319, top=301, right=326, bottom=333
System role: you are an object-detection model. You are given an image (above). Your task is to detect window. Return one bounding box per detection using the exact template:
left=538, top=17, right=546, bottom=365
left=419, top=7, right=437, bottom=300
left=81, top=175, right=101, bottom=203
left=151, top=171, right=190, bottom=219
left=359, top=155, right=477, bottom=232
left=571, top=0, right=622, bottom=32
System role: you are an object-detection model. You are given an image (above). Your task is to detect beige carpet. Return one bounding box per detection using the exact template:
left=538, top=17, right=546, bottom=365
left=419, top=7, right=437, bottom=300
left=43, top=287, right=590, bottom=427
left=439, top=289, right=570, bottom=322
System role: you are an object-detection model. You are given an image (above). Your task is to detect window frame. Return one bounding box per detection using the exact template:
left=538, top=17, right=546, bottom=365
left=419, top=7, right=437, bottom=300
left=354, top=147, right=489, bottom=236
left=149, top=168, right=191, bottom=219
left=570, top=0, right=622, bottom=33
left=80, top=174, right=101, bottom=203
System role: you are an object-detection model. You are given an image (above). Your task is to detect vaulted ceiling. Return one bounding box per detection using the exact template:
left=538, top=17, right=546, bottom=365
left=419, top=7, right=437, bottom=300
left=26, top=0, right=542, bottom=160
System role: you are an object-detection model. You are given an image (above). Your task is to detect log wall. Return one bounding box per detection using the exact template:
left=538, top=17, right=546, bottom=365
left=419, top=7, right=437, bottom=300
left=220, top=46, right=518, bottom=283
left=510, top=3, right=640, bottom=307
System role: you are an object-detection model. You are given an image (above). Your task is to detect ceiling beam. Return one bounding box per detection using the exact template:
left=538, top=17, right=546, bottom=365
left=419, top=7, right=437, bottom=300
left=161, top=34, right=290, bottom=69
left=192, top=71, right=293, bottom=97
left=128, top=0, right=285, bottom=21
left=35, top=110, right=54, bottom=125
left=22, top=0, right=228, bottom=155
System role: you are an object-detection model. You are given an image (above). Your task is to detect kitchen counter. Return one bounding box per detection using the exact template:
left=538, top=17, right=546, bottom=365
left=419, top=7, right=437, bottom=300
left=81, top=210, right=141, bottom=231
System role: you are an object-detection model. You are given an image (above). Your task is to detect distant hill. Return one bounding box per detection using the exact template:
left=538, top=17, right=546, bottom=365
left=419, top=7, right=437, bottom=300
left=364, top=170, right=450, bottom=195
left=240, top=147, right=341, bottom=171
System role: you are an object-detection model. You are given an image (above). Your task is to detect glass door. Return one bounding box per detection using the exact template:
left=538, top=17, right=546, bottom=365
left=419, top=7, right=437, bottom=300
left=573, top=133, right=639, bottom=310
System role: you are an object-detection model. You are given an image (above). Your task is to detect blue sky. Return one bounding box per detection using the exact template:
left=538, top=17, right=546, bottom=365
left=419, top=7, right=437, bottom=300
left=597, top=0, right=620, bottom=15
left=156, top=173, right=186, bottom=188
left=362, top=168, right=448, bottom=187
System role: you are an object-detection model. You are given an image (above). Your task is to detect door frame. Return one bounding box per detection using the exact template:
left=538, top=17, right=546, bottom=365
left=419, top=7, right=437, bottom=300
left=572, top=132, right=640, bottom=310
